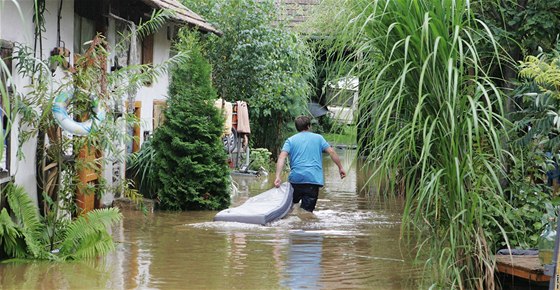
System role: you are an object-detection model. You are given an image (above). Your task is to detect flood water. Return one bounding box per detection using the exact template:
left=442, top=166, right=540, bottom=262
left=0, top=149, right=424, bottom=289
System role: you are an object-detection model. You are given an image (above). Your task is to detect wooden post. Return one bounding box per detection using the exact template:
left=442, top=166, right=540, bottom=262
left=73, top=34, right=107, bottom=215
left=550, top=209, right=560, bottom=290
left=133, top=101, right=141, bottom=152
left=76, top=144, right=99, bottom=215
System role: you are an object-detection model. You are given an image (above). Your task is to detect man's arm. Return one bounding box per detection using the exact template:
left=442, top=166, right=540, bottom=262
left=274, top=151, right=289, bottom=187
left=325, top=147, right=346, bottom=179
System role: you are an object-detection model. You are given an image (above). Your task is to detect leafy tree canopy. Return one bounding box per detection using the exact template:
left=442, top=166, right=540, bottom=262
left=183, top=0, right=314, bottom=154
left=473, top=0, right=560, bottom=56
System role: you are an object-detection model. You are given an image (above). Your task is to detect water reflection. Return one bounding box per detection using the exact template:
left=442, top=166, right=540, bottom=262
left=0, top=257, right=119, bottom=289
left=0, top=148, right=423, bottom=290
left=282, top=232, right=323, bottom=290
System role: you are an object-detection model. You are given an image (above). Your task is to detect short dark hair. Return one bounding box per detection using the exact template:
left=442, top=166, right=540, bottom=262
left=295, top=115, right=311, bottom=132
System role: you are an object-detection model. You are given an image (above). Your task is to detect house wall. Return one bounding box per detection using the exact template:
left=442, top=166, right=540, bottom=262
left=1, top=1, right=177, bottom=207
left=136, top=27, right=172, bottom=143
left=101, top=21, right=174, bottom=205
left=1, top=0, right=75, bottom=205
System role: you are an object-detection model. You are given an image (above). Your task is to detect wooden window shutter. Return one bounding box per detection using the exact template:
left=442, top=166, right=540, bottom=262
left=141, top=34, right=154, bottom=85
left=142, top=34, right=154, bottom=65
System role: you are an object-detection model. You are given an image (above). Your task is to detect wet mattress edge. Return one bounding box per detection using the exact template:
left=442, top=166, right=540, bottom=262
left=213, top=182, right=294, bottom=225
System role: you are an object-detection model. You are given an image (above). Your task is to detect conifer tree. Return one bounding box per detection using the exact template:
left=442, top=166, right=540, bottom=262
left=151, top=32, right=230, bottom=210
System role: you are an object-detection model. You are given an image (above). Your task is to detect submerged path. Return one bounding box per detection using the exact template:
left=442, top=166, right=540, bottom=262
left=0, top=149, right=423, bottom=289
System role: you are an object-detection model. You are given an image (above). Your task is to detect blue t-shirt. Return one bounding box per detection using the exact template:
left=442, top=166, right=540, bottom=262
left=281, top=131, right=330, bottom=186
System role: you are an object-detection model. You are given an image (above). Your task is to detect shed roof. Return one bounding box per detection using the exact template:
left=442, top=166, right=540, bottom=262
left=141, top=0, right=222, bottom=35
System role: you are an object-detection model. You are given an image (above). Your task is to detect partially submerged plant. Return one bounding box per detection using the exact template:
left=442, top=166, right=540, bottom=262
left=0, top=183, right=122, bottom=260
left=312, top=0, right=515, bottom=288
left=126, top=138, right=158, bottom=199
left=249, top=148, right=272, bottom=172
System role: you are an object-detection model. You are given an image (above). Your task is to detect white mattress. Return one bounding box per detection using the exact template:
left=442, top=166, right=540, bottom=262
left=214, top=182, right=293, bottom=225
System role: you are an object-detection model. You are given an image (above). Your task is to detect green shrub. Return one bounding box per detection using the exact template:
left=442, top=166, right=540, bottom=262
left=150, top=31, right=230, bottom=210
left=249, top=148, right=272, bottom=172
left=495, top=51, right=560, bottom=248
left=126, top=139, right=158, bottom=199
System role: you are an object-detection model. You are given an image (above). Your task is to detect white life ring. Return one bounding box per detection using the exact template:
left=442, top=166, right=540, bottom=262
left=52, top=90, right=106, bottom=136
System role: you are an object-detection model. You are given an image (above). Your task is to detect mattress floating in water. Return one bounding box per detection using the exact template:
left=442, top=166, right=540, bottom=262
left=214, top=182, right=293, bottom=225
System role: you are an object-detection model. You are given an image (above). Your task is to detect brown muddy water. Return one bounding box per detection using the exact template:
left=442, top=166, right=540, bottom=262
left=0, top=149, right=424, bottom=290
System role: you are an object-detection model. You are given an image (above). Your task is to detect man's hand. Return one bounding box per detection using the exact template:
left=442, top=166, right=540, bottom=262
left=326, top=147, right=346, bottom=180
left=339, top=168, right=347, bottom=179
left=274, top=177, right=282, bottom=188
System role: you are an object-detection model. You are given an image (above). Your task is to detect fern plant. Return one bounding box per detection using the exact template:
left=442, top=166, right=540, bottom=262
left=58, top=208, right=122, bottom=260
left=519, top=54, right=560, bottom=99
left=512, top=52, right=560, bottom=159
left=4, top=183, right=46, bottom=259
left=0, top=208, right=25, bottom=258
left=0, top=183, right=122, bottom=261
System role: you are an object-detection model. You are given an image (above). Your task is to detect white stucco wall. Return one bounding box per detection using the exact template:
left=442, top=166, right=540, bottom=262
left=100, top=21, right=174, bottom=206
left=1, top=0, right=74, bottom=205
left=136, top=27, right=172, bottom=144
left=0, top=1, right=33, bottom=45
left=1, top=1, right=177, bottom=206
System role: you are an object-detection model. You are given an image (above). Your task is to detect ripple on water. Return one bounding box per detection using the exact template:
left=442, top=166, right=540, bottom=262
left=187, top=220, right=274, bottom=232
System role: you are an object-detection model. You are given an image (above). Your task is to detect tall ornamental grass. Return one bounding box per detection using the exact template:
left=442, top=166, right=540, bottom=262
left=312, top=0, right=515, bottom=288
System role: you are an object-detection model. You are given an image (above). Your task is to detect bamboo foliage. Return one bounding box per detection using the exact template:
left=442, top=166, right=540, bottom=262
left=8, top=8, right=186, bottom=214
left=313, top=0, right=513, bottom=288
left=126, top=139, right=158, bottom=198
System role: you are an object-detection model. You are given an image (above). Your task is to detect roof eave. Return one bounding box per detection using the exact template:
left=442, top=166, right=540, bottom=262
left=140, top=0, right=222, bottom=36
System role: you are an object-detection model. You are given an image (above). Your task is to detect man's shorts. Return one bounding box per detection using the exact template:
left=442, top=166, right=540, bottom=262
left=290, top=183, right=320, bottom=212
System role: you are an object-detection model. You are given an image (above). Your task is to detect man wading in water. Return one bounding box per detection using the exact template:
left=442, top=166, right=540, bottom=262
left=274, top=115, right=346, bottom=212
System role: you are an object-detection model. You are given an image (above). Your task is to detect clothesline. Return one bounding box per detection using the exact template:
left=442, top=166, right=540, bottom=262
left=214, top=98, right=251, bottom=135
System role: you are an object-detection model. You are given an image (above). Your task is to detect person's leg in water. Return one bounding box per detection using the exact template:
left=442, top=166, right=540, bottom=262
left=291, top=183, right=303, bottom=213
left=291, top=183, right=320, bottom=212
